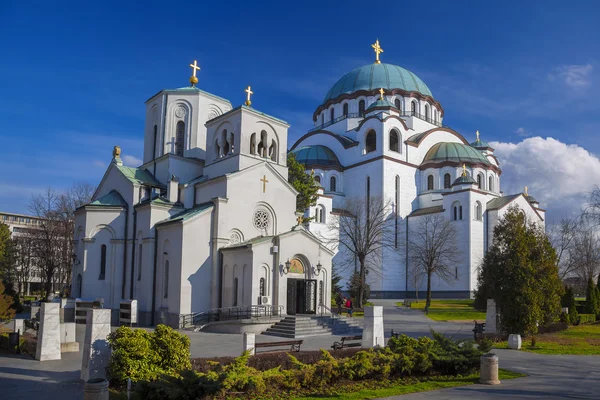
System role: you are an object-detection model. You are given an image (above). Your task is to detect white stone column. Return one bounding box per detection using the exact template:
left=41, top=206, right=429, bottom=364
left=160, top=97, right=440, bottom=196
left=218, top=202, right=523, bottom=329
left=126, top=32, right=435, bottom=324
left=485, top=299, right=497, bottom=334
left=14, top=319, right=24, bottom=334
left=243, top=332, right=256, bottom=355
left=81, top=309, right=111, bottom=382
left=480, top=353, right=501, bottom=385
left=362, top=306, right=384, bottom=348
left=35, top=303, right=61, bottom=361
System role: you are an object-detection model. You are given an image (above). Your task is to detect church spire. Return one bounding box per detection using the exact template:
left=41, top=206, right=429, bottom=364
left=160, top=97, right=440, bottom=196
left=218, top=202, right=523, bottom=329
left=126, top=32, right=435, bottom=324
left=189, top=60, right=200, bottom=87
left=371, top=39, right=384, bottom=64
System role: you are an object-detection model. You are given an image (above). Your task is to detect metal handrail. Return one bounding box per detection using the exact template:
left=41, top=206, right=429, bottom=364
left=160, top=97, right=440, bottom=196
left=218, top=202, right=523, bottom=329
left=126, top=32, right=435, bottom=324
left=309, top=110, right=444, bottom=132
left=179, top=304, right=284, bottom=329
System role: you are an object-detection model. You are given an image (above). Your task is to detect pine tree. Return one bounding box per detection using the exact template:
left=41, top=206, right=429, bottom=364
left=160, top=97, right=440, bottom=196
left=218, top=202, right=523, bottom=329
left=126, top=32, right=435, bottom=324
left=584, top=278, right=599, bottom=316
left=561, top=286, right=579, bottom=325
left=287, top=153, right=319, bottom=214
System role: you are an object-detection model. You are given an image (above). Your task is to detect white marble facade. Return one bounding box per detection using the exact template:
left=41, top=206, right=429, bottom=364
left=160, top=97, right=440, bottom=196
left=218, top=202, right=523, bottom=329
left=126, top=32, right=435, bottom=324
left=73, top=73, right=333, bottom=327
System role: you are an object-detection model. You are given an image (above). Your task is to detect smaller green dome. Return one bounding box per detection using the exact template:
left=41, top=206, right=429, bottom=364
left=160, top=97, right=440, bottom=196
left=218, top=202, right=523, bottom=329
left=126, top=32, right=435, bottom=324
left=470, top=138, right=491, bottom=149
left=367, top=98, right=396, bottom=110
left=452, top=175, right=476, bottom=186
left=291, top=145, right=341, bottom=168
left=423, top=142, right=490, bottom=165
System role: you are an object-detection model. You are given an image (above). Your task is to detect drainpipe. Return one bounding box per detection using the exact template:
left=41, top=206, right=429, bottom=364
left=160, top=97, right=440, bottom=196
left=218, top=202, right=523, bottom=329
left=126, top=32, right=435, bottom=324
left=121, top=203, right=129, bottom=300
left=272, top=236, right=280, bottom=314
left=129, top=208, right=138, bottom=299
left=405, top=217, right=409, bottom=299
left=151, top=228, right=159, bottom=326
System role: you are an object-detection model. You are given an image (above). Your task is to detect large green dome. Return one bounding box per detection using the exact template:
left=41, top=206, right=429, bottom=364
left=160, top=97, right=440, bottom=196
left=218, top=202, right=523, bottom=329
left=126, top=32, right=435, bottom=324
left=423, top=142, right=490, bottom=165
left=323, top=63, right=433, bottom=103
left=291, top=145, right=341, bottom=168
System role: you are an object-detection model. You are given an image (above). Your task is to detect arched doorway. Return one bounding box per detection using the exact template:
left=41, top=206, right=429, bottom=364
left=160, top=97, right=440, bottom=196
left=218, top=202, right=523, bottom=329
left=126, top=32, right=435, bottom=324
left=286, top=257, right=317, bottom=315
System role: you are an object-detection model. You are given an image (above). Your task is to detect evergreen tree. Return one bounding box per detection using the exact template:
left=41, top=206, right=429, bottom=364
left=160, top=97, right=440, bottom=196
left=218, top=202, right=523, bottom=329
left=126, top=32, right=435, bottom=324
left=584, top=277, right=599, bottom=316
left=0, top=281, right=15, bottom=321
left=287, top=153, right=319, bottom=214
left=476, top=207, right=563, bottom=336
left=331, top=263, right=343, bottom=297
left=561, top=286, right=579, bottom=325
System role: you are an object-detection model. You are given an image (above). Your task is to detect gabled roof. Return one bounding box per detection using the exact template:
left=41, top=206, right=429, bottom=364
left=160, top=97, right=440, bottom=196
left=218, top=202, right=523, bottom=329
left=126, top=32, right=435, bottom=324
left=408, top=205, right=444, bottom=217
left=155, top=202, right=213, bottom=227
left=486, top=194, right=520, bottom=211
left=116, top=165, right=164, bottom=187
left=88, top=190, right=127, bottom=207
left=223, top=235, right=274, bottom=250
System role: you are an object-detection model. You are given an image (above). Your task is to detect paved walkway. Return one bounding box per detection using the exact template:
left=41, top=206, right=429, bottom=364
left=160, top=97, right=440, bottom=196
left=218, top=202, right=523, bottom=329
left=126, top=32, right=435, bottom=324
left=0, top=301, right=598, bottom=399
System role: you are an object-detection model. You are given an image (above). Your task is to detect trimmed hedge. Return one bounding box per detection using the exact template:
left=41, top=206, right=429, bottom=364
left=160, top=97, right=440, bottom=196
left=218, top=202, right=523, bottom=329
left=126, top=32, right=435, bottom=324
left=578, top=314, right=596, bottom=325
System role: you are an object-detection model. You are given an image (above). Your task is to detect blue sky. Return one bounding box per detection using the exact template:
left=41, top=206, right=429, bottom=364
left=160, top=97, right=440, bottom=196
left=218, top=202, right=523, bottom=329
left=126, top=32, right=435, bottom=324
left=1, top=1, right=599, bottom=220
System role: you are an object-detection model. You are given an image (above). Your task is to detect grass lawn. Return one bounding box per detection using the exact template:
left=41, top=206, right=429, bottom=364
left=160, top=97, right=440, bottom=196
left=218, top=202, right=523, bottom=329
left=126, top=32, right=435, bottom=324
left=397, top=299, right=486, bottom=322
left=297, top=369, right=524, bottom=399
left=495, top=323, right=600, bottom=355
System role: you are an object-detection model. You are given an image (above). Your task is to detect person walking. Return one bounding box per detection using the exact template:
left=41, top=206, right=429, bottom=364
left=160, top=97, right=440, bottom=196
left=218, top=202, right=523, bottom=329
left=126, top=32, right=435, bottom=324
left=346, top=297, right=353, bottom=317
left=336, top=292, right=343, bottom=315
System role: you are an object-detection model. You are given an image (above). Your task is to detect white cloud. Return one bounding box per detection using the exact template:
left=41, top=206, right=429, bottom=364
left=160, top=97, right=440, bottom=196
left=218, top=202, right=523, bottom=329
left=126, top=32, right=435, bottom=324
left=548, top=64, right=593, bottom=89
left=515, top=127, right=532, bottom=137
left=490, top=137, right=600, bottom=221
left=122, top=154, right=142, bottom=167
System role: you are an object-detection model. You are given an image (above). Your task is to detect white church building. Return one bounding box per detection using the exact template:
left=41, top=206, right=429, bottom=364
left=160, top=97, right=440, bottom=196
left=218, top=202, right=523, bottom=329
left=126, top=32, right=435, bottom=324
left=72, top=41, right=546, bottom=326
left=291, top=40, right=546, bottom=299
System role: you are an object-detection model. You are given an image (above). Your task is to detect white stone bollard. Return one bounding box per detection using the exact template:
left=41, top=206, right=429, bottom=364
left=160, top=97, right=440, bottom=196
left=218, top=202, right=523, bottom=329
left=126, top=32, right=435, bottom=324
left=362, top=306, right=384, bottom=348
left=13, top=319, right=24, bottom=334
left=508, top=334, right=522, bottom=350
left=35, top=303, right=61, bottom=361
left=480, top=353, right=501, bottom=385
left=485, top=299, right=497, bottom=335
left=243, top=332, right=256, bottom=355
left=81, top=309, right=111, bottom=382
left=561, top=307, right=569, bottom=314
left=83, top=378, right=109, bottom=400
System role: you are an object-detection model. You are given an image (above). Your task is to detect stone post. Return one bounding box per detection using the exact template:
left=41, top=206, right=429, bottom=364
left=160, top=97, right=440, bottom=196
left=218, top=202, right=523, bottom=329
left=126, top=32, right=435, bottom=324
left=479, top=353, right=501, bottom=385
left=13, top=319, right=24, bottom=334
left=485, top=299, right=497, bottom=335
left=81, top=309, right=111, bottom=382
left=362, top=306, right=384, bottom=348
left=243, top=332, right=256, bottom=355
left=83, top=378, right=109, bottom=400
left=35, top=303, right=61, bottom=361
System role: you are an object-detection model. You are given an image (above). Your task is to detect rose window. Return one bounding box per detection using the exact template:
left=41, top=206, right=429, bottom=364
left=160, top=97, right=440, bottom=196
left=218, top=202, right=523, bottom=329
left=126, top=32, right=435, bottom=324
left=253, top=210, right=270, bottom=230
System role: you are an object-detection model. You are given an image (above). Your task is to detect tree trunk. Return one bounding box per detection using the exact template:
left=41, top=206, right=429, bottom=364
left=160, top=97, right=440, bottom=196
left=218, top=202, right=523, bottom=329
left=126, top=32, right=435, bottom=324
left=358, top=258, right=366, bottom=306
left=426, top=268, right=432, bottom=311
left=44, top=268, right=53, bottom=302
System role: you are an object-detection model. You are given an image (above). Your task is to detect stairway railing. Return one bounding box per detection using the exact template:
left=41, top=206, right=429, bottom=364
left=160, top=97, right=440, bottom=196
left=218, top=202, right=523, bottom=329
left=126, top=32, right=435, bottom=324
left=179, top=305, right=284, bottom=329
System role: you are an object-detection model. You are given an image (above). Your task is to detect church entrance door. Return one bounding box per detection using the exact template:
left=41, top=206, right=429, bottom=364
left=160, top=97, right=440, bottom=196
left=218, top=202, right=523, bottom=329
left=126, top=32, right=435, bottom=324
left=287, top=279, right=317, bottom=315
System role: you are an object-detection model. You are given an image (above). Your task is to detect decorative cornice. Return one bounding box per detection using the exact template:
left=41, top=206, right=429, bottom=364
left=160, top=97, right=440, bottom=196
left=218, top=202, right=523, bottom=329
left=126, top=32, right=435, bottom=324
left=313, top=88, right=444, bottom=122
left=406, top=127, right=469, bottom=148
left=354, top=114, right=409, bottom=132
left=419, top=160, right=502, bottom=175
left=289, top=130, right=358, bottom=151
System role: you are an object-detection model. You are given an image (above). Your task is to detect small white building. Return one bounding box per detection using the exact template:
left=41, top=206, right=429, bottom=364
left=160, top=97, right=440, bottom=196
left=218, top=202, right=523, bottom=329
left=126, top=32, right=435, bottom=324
left=291, top=42, right=546, bottom=298
left=73, top=74, right=333, bottom=327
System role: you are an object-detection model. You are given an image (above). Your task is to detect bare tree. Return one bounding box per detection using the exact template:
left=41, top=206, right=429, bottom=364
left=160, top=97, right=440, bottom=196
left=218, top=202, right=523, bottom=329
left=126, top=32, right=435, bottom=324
left=320, top=197, right=395, bottom=306
left=407, top=260, right=424, bottom=302
left=548, top=217, right=580, bottom=280
left=13, top=235, right=35, bottom=295
left=571, top=227, right=600, bottom=284
left=407, top=213, right=459, bottom=310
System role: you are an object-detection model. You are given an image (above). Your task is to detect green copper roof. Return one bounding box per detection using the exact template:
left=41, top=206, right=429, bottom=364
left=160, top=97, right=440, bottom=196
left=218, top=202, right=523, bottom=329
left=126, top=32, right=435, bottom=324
left=156, top=202, right=213, bottom=226
left=409, top=205, right=444, bottom=217
left=90, top=190, right=126, bottom=207
left=525, top=195, right=539, bottom=204
left=291, top=145, right=341, bottom=167
left=367, top=98, right=396, bottom=110
left=423, top=142, right=490, bottom=165
left=487, top=194, right=520, bottom=211
left=116, top=165, right=164, bottom=187
left=324, top=63, right=433, bottom=103
left=452, top=175, right=476, bottom=186
left=469, top=138, right=492, bottom=149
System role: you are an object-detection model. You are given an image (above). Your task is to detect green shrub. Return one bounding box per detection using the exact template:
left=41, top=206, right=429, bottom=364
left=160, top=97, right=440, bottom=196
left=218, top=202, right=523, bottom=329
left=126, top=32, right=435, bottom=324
left=578, top=314, right=596, bottom=325
left=153, top=324, right=191, bottom=374
left=108, top=327, right=163, bottom=384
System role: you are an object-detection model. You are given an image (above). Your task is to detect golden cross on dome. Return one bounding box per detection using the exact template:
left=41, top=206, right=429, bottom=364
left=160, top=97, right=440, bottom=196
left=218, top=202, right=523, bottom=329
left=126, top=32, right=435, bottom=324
left=524, top=186, right=529, bottom=196
left=379, top=88, right=385, bottom=100
left=245, top=86, right=254, bottom=107
left=189, top=60, right=200, bottom=86
left=371, top=39, right=384, bottom=64
left=462, top=164, right=467, bottom=177
left=476, top=130, right=480, bottom=141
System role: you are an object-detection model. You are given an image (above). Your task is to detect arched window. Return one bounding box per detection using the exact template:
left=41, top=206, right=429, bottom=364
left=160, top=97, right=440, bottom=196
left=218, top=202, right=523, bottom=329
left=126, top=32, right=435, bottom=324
left=359, top=100, right=365, bottom=116
left=233, top=277, right=238, bottom=306
left=452, top=201, right=461, bottom=221
left=260, top=278, right=265, bottom=297
left=175, top=121, right=185, bottom=156
left=424, top=105, right=429, bottom=122
left=330, top=176, right=337, bottom=192
left=394, top=98, right=401, bottom=111
left=163, top=260, right=169, bottom=298
left=77, top=274, right=82, bottom=297
left=99, top=244, right=106, bottom=280
left=444, top=173, right=451, bottom=189
left=389, top=130, right=399, bottom=152
left=475, top=201, right=482, bottom=221
left=489, top=176, right=493, bottom=192
left=411, top=101, right=417, bottom=116
left=427, top=175, right=434, bottom=191
left=460, top=205, right=463, bottom=220
left=152, top=125, right=158, bottom=159
left=249, top=133, right=256, bottom=155
left=269, top=139, right=277, bottom=162
left=477, top=174, right=483, bottom=190
left=137, top=244, right=142, bottom=281
left=453, top=206, right=458, bottom=221
left=314, top=175, right=321, bottom=184
left=330, top=108, right=335, bottom=122
left=365, top=130, right=376, bottom=153
left=343, top=103, right=348, bottom=116
left=222, top=130, right=230, bottom=156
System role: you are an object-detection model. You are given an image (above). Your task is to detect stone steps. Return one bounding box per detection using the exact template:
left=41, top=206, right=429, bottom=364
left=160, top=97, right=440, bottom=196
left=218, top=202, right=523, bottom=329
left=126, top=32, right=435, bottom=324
left=262, top=315, right=363, bottom=338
